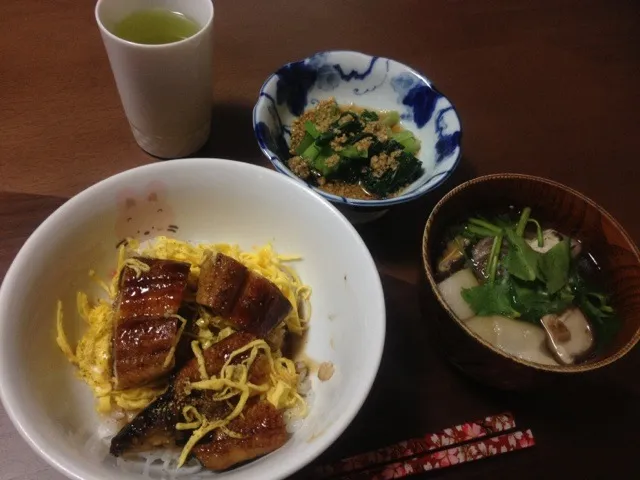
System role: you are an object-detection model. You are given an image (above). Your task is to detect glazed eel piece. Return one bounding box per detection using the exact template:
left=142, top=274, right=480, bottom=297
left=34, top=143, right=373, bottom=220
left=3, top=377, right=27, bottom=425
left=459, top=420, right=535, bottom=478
left=110, top=331, right=287, bottom=469
left=192, top=399, right=287, bottom=471
left=113, top=257, right=190, bottom=390
left=196, top=253, right=292, bottom=337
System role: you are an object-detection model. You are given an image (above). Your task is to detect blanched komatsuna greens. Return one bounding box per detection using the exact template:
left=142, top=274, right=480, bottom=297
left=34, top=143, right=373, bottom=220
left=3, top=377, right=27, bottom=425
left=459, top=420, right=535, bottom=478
left=287, top=99, right=423, bottom=199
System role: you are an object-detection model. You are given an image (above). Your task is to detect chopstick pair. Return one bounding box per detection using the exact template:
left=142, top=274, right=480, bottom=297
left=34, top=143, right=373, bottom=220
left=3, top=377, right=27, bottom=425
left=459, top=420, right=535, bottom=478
left=313, top=412, right=535, bottom=480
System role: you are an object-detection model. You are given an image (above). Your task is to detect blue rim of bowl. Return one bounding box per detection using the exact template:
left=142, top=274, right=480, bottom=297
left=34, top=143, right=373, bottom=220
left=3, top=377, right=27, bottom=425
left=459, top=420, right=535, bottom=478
left=252, top=49, right=463, bottom=208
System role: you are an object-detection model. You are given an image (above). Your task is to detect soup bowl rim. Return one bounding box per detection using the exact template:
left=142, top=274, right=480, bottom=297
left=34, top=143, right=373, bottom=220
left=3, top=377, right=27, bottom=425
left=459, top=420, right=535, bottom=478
left=422, top=172, right=640, bottom=373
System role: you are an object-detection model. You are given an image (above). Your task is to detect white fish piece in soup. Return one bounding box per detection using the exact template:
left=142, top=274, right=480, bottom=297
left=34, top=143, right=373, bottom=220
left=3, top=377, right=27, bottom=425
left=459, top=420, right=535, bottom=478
left=465, top=315, right=559, bottom=366
left=437, top=268, right=479, bottom=321
left=527, top=229, right=582, bottom=257
left=526, top=229, right=563, bottom=254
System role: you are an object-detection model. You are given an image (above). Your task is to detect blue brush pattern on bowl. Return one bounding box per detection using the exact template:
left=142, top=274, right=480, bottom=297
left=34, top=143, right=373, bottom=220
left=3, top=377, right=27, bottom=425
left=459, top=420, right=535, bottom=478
left=253, top=50, right=462, bottom=208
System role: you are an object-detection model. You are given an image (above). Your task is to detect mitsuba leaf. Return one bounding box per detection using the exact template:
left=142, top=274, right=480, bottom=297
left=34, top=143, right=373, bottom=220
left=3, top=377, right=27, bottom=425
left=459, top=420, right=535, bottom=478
left=537, top=238, right=571, bottom=294
left=461, top=282, right=520, bottom=318
left=586, top=292, right=615, bottom=313
left=579, top=295, right=620, bottom=349
left=493, top=214, right=517, bottom=230
left=510, top=279, right=574, bottom=323
left=503, top=229, right=539, bottom=281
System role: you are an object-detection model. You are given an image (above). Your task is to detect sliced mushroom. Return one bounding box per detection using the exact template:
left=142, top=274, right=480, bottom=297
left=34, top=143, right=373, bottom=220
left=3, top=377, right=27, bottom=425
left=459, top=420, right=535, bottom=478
left=526, top=229, right=581, bottom=257
left=471, top=236, right=495, bottom=280
left=540, top=308, right=594, bottom=365
left=470, top=236, right=509, bottom=280
left=437, top=268, right=479, bottom=321
left=437, top=236, right=468, bottom=275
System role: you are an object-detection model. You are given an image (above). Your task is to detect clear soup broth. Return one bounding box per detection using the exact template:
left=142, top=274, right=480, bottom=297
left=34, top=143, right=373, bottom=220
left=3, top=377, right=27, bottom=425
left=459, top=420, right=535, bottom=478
left=434, top=205, right=619, bottom=366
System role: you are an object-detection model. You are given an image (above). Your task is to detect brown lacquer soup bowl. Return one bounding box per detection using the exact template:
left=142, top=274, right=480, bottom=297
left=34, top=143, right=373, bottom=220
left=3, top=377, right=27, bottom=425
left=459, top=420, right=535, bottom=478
left=421, top=173, right=640, bottom=390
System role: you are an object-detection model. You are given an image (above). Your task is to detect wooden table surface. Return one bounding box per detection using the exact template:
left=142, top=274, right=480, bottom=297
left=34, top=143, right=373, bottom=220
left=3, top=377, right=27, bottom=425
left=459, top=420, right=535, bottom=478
left=1, top=0, right=639, bottom=478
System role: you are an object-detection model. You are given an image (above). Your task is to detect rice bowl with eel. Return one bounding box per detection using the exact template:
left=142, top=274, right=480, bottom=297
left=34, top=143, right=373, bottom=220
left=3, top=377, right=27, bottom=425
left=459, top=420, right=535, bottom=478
left=0, top=158, right=385, bottom=480
left=56, top=237, right=314, bottom=474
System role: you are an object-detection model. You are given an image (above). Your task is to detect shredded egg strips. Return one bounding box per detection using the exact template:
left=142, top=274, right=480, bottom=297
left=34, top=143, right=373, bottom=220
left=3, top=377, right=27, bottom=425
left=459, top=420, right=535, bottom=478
left=55, top=236, right=311, bottom=466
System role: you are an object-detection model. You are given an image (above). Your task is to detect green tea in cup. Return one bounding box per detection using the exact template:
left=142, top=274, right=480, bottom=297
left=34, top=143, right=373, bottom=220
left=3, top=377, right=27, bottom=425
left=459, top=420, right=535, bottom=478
left=96, top=0, right=213, bottom=158
left=114, top=8, right=200, bottom=45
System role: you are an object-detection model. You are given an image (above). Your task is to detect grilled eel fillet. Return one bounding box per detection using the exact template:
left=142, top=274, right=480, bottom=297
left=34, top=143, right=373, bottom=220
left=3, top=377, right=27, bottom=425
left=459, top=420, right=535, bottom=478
left=192, top=399, right=287, bottom=471
left=110, top=331, right=286, bottom=470
left=113, top=257, right=190, bottom=390
left=196, top=253, right=292, bottom=337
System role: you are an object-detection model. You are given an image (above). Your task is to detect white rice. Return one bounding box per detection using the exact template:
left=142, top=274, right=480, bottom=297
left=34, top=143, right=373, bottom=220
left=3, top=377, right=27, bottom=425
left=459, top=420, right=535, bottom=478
left=116, top=451, right=208, bottom=479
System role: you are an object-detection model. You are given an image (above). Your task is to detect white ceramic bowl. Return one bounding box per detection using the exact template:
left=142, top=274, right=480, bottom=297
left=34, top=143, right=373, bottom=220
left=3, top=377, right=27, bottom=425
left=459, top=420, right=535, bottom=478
left=0, top=159, right=385, bottom=480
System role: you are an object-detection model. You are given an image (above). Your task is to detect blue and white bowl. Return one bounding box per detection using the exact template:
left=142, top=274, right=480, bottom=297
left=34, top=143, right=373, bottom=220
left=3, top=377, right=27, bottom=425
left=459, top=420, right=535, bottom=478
left=253, top=50, right=462, bottom=222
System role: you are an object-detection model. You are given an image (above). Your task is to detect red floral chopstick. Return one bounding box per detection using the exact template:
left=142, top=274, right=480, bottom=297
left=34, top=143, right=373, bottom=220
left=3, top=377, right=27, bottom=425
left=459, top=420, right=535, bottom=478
left=313, top=412, right=516, bottom=478
left=339, top=429, right=535, bottom=480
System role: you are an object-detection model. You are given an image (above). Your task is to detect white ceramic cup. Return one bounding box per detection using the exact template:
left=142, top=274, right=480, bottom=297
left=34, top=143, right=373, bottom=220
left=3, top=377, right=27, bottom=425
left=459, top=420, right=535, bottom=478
left=95, top=0, right=214, bottom=158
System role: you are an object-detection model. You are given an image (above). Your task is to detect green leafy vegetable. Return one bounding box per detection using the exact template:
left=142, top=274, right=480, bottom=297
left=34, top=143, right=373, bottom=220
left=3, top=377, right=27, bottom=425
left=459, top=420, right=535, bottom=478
left=311, top=149, right=341, bottom=176
left=361, top=110, right=379, bottom=122
left=338, top=118, right=363, bottom=135
left=314, top=130, right=336, bottom=146
left=382, top=110, right=400, bottom=127
left=391, top=130, right=413, bottom=143
left=362, top=150, right=422, bottom=197
left=462, top=281, right=520, bottom=318
left=493, top=214, right=518, bottom=230
left=568, top=272, right=621, bottom=348
left=290, top=103, right=423, bottom=199
left=510, top=279, right=574, bottom=323
left=515, top=207, right=531, bottom=236
left=461, top=275, right=575, bottom=323
left=461, top=215, right=514, bottom=242
left=295, top=133, right=315, bottom=155
left=579, top=296, right=620, bottom=348
left=304, top=121, right=320, bottom=139
left=334, top=111, right=357, bottom=125
left=463, top=224, right=499, bottom=239
left=537, top=238, right=571, bottom=294
left=487, top=232, right=504, bottom=284
left=339, top=144, right=368, bottom=159
left=347, top=132, right=377, bottom=145
left=402, top=138, right=421, bottom=155
left=586, top=292, right=614, bottom=313
left=528, top=218, right=544, bottom=247
left=468, top=218, right=502, bottom=235
left=503, top=228, right=539, bottom=281
left=441, top=207, right=621, bottom=353
left=392, top=130, right=421, bottom=154
left=301, top=142, right=321, bottom=162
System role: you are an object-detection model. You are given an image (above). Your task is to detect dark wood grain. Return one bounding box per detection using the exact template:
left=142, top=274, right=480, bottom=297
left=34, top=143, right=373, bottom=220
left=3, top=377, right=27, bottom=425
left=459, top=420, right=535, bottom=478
left=297, top=274, right=640, bottom=480
left=0, top=193, right=67, bottom=280
left=1, top=0, right=639, bottom=478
